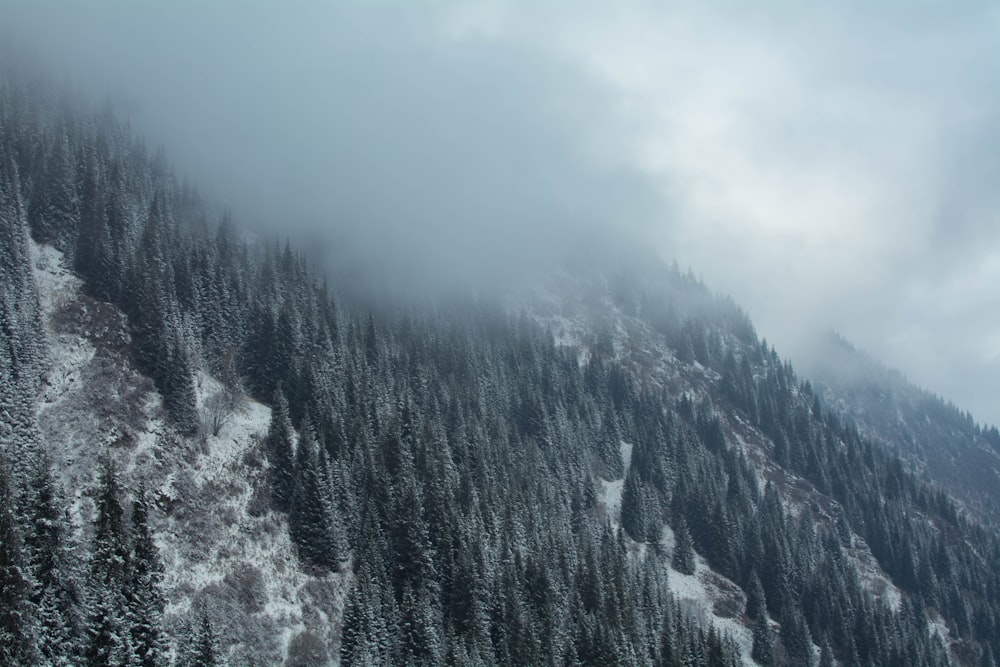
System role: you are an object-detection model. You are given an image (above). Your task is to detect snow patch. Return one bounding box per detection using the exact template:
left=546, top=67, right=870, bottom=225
left=620, top=440, right=633, bottom=471
left=597, top=441, right=634, bottom=522
left=658, top=524, right=755, bottom=665
left=599, top=478, right=624, bottom=522
left=30, top=240, right=347, bottom=665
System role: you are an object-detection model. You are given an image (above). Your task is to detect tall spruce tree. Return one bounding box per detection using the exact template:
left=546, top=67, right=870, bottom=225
left=672, top=515, right=696, bottom=575
left=130, top=488, right=166, bottom=667
left=289, top=416, right=345, bottom=570
left=86, top=459, right=135, bottom=667
left=266, top=388, right=296, bottom=513
left=0, top=455, right=39, bottom=665
left=26, top=454, right=83, bottom=664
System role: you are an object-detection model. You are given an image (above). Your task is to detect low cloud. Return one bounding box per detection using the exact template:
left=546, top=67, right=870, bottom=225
left=497, top=1, right=1000, bottom=424
left=4, top=0, right=1000, bottom=424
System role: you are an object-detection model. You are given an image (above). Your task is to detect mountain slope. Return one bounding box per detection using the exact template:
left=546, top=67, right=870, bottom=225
left=3, top=63, right=1000, bottom=667
left=802, top=332, right=1000, bottom=527
left=31, top=240, right=348, bottom=664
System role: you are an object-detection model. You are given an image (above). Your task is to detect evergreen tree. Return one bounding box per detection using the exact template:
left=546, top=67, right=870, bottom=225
left=26, top=454, right=82, bottom=664
left=751, top=613, right=773, bottom=666
left=130, top=489, right=166, bottom=667
left=672, top=515, right=696, bottom=575
left=620, top=464, right=647, bottom=542
left=27, top=133, right=79, bottom=248
left=161, top=330, right=200, bottom=435
left=85, top=460, right=135, bottom=667
left=266, top=388, right=296, bottom=513
left=191, top=609, right=221, bottom=667
left=744, top=569, right=766, bottom=623
left=289, top=417, right=346, bottom=570
left=818, top=634, right=835, bottom=667
left=779, top=603, right=812, bottom=666
left=0, top=455, right=39, bottom=665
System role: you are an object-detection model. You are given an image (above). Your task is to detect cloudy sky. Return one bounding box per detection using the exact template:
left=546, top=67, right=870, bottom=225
left=4, top=0, right=1000, bottom=425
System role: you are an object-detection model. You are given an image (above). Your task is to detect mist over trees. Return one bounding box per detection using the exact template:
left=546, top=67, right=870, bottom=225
left=2, top=60, right=1000, bottom=666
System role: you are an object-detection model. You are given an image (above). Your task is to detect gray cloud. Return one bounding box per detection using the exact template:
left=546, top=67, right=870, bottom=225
left=4, top=0, right=1000, bottom=424
left=2, top=0, right=657, bottom=291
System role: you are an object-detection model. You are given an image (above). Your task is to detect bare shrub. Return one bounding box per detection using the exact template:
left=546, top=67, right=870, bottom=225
left=203, top=391, right=233, bottom=437
left=224, top=564, right=267, bottom=614
left=247, top=481, right=271, bottom=518
left=284, top=631, right=328, bottom=667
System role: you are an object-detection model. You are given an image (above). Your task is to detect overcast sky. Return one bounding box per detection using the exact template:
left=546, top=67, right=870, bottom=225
left=4, top=0, right=1000, bottom=425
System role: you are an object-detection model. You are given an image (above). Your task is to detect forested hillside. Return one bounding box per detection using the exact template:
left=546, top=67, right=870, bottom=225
left=802, top=332, right=1000, bottom=527
left=3, top=66, right=1000, bottom=666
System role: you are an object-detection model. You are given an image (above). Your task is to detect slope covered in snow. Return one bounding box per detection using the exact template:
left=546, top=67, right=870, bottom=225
left=540, top=260, right=923, bottom=664
left=31, top=240, right=347, bottom=665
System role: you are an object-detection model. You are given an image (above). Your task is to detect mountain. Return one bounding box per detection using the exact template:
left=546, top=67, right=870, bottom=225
left=801, top=332, right=1000, bottom=528
left=3, top=65, right=1000, bottom=667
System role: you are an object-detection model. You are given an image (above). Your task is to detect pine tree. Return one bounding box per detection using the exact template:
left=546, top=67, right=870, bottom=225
left=620, top=465, right=647, bottom=542
left=191, top=609, right=220, bottom=667
left=162, top=329, right=200, bottom=435
left=26, top=454, right=82, bottom=664
left=779, top=603, right=812, bottom=666
left=86, top=459, right=135, bottom=667
left=671, top=515, right=695, bottom=575
left=818, top=634, right=835, bottom=667
left=751, top=613, right=773, bottom=666
left=340, top=561, right=397, bottom=667
left=289, top=416, right=345, bottom=570
left=745, top=570, right=766, bottom=623
left=0, top=455, right=39, bottom=665
left=266, top=388, right=296, bottom=513
left=27, top=133, right=79, bottom=248
left=130, top=488, right=166, bottom=667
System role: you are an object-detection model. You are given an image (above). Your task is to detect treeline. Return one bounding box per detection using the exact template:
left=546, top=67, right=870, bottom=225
left=2, top=63, right=999, bottom=666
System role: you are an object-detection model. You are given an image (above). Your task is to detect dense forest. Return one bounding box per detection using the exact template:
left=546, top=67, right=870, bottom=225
left=3, top=65, right=1000, bottom=666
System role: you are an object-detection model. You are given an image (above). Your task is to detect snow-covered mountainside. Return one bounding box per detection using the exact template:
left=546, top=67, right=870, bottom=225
left=801, top=332, right=1000, bottom=527
left=521, top=263, right=931, bottom=660
left=5, top=69, right=999, bottom=667
left=32, top=240, right=348, bottom=665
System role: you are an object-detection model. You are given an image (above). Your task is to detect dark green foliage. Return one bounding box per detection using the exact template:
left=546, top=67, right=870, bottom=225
left=27, top=134, right=79, bottom=249
left=191, top=610, right=220, bottom=667
left=339, top=561, right=398, bottom=666
left=671, top=515, right=696, bottom=575
left=266, top=389, right=296, bottom=513
left=779, top=603, right=812, bottom=665
left=86, top=460, right=135, bottom=667
left=744, top=570, right=766, bottom=623
left=0, top=151, right=46, bottom=473
left=0, top=455, right=39, bottom=665
left=26, top=455, right=84, bottom=664
left=751, top=613, right=773, bottom=666
left=130, top=490, right=166, bottom=667
left=289, top=417, right=347, bottom=570
left=818, top=635, right=834, bottom=667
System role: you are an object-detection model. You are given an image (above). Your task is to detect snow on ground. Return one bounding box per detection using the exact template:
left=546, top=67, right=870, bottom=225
left=154, top=380, right=349, bottom=664
left=658, top=524, right=755, bottom=666
left=31, top=241, right=80, bottom=315
left=594, top=431, right=756, bottom=665
left=843, top=535, right=904, bottom=612
left=928, top=613, right=951, bottom=645
left=620, top=440, right=633, bottom=471
left=32, top=242, right=95, bottom=417
left=599, top=478, right=624, bottom=522
left=30, top=240, right=347, bottom=665
left=32, top=240, right=108, bottom=524
left=597, top=441, right=634, bottom=523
